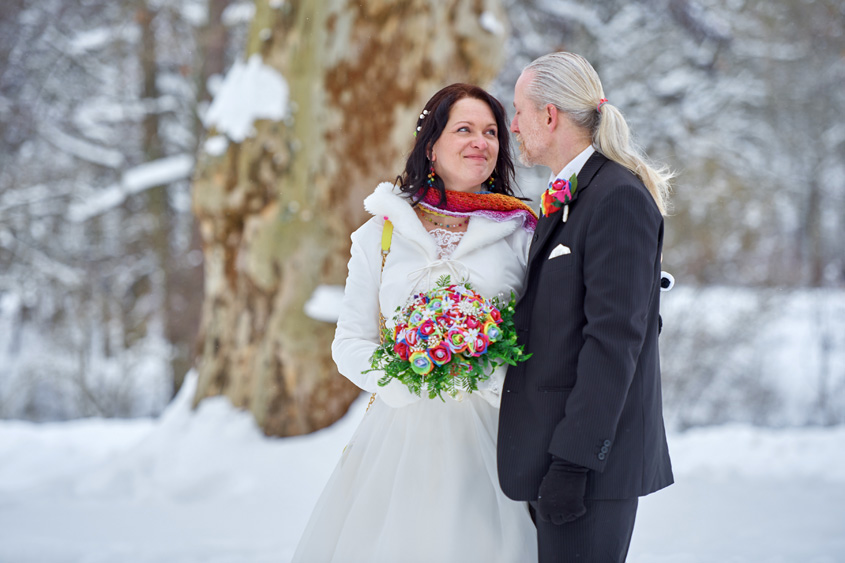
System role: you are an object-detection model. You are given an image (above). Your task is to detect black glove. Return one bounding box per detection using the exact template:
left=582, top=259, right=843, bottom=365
left=536, top=456, right=588, bottom=525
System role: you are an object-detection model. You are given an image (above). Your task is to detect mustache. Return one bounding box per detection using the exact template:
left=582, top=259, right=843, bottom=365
left=514, top=134, right=533, bottom=166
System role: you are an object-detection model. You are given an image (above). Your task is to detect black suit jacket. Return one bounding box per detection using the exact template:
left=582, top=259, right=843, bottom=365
left=497, top=152, right=674, bottom=501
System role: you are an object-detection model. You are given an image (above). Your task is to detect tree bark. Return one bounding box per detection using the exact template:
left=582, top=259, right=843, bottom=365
left=191, top=0, right=507, bottom=436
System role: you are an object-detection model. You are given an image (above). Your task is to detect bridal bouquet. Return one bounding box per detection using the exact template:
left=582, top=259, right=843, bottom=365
left=368, top=276, right=530, bottom=400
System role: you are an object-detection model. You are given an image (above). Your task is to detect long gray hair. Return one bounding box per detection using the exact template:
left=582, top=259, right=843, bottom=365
left=524, top=52, right=673, bottom=215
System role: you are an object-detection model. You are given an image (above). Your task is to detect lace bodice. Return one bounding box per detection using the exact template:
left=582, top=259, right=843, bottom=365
left=428, top=228, right=465, bottom=259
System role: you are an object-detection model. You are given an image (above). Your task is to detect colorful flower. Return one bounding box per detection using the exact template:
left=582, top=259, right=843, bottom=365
left=428, top=343, right=452, bottom=366
left=418, top=319, right=436, bottom=339
left=408, top=310, right=425, bottom=326
left=489, top=308, right=502, bottom=323
left=482, top=321, right=502, bottom=343
left=393, top=341, right=410, bottom=361
left=446, top=329, right=468, bottom=353
left=541, top=174, right=578, bottom=217
left=404, top=328, right=420, bottom=347
left=467, top=332, right=489, bottom=356
left=446, top=307, right=463, bottom=320
left=393, top=324, right=407, bottom=342
left=409, top=350, right=434, bottom=375
left=428, top=298, right=444, bottom=313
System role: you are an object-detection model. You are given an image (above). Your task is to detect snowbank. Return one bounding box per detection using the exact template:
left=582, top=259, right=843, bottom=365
left=1, top=377, right=843, bottom=562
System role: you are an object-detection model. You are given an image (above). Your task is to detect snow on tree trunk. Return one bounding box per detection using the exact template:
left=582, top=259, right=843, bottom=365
left=191, top=0, right=507, bottom=436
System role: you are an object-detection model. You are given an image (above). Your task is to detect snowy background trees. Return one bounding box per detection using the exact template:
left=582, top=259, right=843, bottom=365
left=1, top=0, right=250, bottom=419
left=1, top=0, right=843, bottom=425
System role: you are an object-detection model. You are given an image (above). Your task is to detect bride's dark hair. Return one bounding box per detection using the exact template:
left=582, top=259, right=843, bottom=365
left=396, top=83, right=516, bottom=205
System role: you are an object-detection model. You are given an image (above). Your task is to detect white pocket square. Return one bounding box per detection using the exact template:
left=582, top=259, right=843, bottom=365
left=548, top=244, right=571, bottom=259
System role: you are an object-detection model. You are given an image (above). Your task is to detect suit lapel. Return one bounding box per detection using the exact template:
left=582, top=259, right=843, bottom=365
left=527, top=212, right=556, bottom=264
left=526, top=152, right=608, bottom=266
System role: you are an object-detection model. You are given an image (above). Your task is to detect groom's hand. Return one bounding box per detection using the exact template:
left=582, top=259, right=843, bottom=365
left=536, top=456, right=588, bottom=525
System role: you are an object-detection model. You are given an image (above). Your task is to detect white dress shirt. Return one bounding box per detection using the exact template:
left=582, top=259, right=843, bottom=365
left=548, top=145, right=596, bottom=187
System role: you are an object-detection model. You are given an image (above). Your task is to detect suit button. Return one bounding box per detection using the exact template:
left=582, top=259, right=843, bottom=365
left=598, top=453, right=606, bottom=461
left=600, top=446, right=609, bottom=454
left=603, top=440, right=612, bottom=447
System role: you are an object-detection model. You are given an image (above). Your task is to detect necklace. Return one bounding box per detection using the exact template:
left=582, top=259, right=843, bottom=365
left=420, top=206, right=452, bottom=218
left=419, top=208, right=469, bottom=229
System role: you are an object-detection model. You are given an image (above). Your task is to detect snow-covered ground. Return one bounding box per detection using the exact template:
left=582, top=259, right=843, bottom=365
left=1, top=376, right=844, bottom=563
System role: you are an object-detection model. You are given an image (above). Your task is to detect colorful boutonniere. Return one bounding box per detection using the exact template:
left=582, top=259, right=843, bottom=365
left=540, top=173, right=578, bottom=220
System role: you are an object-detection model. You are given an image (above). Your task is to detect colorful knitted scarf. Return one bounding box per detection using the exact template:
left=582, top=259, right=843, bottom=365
left=419, top=189, right=538, bottom=231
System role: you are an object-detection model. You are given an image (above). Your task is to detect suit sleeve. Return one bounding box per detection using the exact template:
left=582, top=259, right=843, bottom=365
left=547, top=184, right=662, bottom=471
left=331, top=221, right=421, bottom=408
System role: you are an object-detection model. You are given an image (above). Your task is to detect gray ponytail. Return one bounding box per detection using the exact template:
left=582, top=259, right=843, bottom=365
left=524, top=52, right=673, bottom=215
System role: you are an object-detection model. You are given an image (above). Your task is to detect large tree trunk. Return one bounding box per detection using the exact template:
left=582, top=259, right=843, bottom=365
left=191, top=0, right=507, bottom=436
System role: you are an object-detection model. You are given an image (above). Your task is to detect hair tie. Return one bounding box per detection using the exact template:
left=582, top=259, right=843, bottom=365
left=597, top=98, right=608, bottom=113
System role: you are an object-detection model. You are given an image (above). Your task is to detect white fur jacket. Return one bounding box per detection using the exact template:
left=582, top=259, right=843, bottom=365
left=331, top=182, right=534, bottom=409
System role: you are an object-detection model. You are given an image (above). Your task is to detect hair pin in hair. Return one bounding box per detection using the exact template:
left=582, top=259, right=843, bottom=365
left=413, top=109, right=431, bottom=136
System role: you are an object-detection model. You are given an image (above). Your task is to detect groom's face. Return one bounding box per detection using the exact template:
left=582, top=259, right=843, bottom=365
left=511, top=72, right=547, bottom=168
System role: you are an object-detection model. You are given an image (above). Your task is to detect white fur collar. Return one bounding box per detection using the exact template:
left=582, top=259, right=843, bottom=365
left=363, top=182, right=522, bottom=260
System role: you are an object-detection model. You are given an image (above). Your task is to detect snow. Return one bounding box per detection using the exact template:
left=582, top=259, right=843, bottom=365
left=0, top=231, right=84, bottom=286
left=652, top=68, right=695, bottom=98
left=203, top=135, right=229, bottom=156
left=0, top=418, right=154, bottom=492
left=203, top=54, right=289, bottom=143
left=122, top=154, right=194, bottom=193
left=479, top=11, right=506, bottom=36
left=0, top=372, right=843, bottom=562
left=67, top=25, right=141, bottom=55
left=68, top=27, right=115, bottom=55
left=659, top=287, right=845, bottom=428
left=221, top=2, right=257, bottom=27
left=303, top=284, right=345, bottom=322
left=665, top=424, right=845, bottom=483
left=0, top=296, right=172, bottom=420
left=177, top=1, right=208, bottom=27
left=68, top=154, right=195, bottom=222
left=535, top=0, right=604, bottom=36
left=42, top=125, right=125, bottom=168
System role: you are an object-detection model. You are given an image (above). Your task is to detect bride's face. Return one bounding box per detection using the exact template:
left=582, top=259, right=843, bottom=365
left=430, top=98, right=499, bottom=193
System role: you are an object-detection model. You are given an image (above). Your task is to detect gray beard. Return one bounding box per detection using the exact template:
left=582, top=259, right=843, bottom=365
left=516, top=135, right=537, bottom=167
left=517, top=152, right=534, bottom=167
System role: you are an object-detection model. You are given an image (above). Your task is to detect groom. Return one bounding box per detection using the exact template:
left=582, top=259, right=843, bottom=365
left=497, top=52, right=674, bottom=562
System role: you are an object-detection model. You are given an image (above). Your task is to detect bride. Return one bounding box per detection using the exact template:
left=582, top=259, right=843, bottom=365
left=291, top=83, right=539, bottom=563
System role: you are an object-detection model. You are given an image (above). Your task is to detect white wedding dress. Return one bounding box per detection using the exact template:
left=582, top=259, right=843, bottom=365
left=291, top=186, right=538, bottom=563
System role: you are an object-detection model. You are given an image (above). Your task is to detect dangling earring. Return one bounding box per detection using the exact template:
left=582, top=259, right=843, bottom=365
left=427, top=162, right=436, bottom=189
left=487, top=175, right=495, bottom=190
